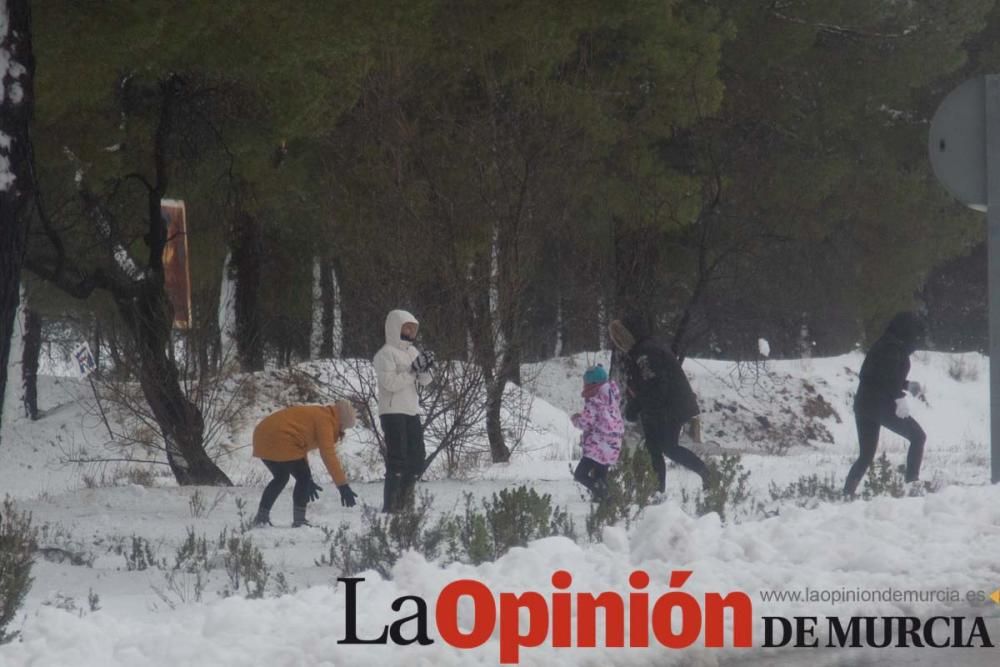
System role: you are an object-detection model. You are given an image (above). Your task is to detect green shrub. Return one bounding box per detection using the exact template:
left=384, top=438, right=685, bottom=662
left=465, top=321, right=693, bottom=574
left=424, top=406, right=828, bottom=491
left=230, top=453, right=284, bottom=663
left=481, top=486, right=575, bottom=559
left=174, top=527, right=211, bottom=572
left=88, top=589, right=101, bottom=612
left=1, top=498, right=36, bottom=644
left=451, top=486, right=576, bottom=565
left=316, top=491, right=450, bottom=577
left=122, top=535, right=164, bottom=571
left=585, top=447, right=659, bottom=540
left=318, top=487, right=577, bottom=573
left=453, top=493, right=492, bottom=565
left=768, top=473, right=843, bottom=507
left=188, top=489, right=227, bottom=518
left=154, top=526, right=279, bottom=607
left=684, top=454, right=760, bottom=523
left=221, top=533, right=269, bottom=599
left=862, top=452, right=906, bottom=499
left=233, top=497, right=254, bottom=534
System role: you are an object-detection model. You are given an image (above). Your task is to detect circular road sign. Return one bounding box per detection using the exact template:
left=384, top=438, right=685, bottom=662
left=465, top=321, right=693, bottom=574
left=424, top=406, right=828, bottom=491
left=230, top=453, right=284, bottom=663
left=929, top=76, right=987, bottom=212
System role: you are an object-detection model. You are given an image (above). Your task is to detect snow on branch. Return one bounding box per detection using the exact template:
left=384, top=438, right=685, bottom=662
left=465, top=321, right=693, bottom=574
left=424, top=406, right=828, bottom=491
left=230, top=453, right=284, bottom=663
left=0, top=0, right=27, bottom=191
left=0, top=131, right=13, bottom=191
left=63, top=146, right=145, bottom=284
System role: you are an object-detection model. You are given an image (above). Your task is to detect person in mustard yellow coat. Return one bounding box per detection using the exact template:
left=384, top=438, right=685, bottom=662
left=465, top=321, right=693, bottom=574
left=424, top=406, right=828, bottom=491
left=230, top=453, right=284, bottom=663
left=251, top=399, right=359, bottom=527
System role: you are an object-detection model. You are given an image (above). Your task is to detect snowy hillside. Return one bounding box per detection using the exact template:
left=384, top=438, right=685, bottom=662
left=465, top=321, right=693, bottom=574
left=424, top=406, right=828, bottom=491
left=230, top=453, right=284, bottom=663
left=1, top=351, right=998, bottom=666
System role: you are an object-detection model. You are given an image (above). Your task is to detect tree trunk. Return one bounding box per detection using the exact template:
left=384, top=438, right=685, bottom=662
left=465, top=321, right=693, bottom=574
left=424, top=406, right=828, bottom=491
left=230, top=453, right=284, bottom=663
left=553, top=296, right=564, bottom=358
left=218, top=251, right=236, bottom=363
left=467, top=253, right=510, bottom=463
left=318, top=255, right=340, bottom=358
left=0, top=0, right=34, bottom=446
left=21, top=307, right=40, bottom=420
left=499, top=310, right=522, bottom=386
left=309, top=257, right=322, bottom=359
left=197, top=320, right=212, bottom=380
left=598, top=295, right=609, bottom=350
left=484, top=380, right=508, bottom=463
left=115, top=280, right=232, bottom=486
left=231, top=211, right=263, bottom=372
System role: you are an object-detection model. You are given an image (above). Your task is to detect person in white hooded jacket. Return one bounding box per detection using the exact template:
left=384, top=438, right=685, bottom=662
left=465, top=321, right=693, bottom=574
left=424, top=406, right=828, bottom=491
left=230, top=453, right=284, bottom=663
left=374, top=309, right=434, bottom=512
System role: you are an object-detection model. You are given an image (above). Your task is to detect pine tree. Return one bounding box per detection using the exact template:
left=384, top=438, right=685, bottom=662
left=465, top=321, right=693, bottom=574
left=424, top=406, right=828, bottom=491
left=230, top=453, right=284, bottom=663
left=0, top=0, right=34, bottom=447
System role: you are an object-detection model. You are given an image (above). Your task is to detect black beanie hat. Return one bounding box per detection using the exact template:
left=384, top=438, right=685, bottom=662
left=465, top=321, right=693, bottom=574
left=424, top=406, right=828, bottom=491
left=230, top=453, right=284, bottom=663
left=886, top=311, right=925, bottom=350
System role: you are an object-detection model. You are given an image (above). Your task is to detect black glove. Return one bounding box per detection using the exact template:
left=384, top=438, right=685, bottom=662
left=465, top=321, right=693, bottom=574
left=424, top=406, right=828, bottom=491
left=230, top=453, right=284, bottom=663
left=411, top=350, right=435, bottom=373
left=307, top=480, right=323, bottom=503
left=337, top=483, right=358, bottom=508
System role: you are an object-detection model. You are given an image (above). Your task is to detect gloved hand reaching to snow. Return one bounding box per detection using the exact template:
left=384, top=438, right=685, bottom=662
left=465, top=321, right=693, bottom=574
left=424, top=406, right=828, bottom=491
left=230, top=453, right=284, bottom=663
left=337, top=483, right=358, bottom=508
left=411, top=350, right=435, bottom=374
left=895, top=394, right=911, bottom=419
left=307, top=480, right=323, bottom=503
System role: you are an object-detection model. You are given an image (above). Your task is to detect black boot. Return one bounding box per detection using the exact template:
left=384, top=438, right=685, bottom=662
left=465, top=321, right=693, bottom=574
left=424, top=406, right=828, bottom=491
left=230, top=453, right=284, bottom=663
left=574, top=473, right=597, bottom=496
left=292, top=504, right=310, bottom=527
left=843, top=465, right=865, bottom=498
left=398, top=474, right=418, bottom=511
left=253, top=505, right=272, bottom=527
left=382, top=472, right=403, bottom=513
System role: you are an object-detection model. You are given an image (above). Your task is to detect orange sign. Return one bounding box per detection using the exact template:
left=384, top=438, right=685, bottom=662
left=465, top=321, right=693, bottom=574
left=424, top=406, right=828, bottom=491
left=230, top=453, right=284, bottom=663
left=161, top=199, right=192, bottom=329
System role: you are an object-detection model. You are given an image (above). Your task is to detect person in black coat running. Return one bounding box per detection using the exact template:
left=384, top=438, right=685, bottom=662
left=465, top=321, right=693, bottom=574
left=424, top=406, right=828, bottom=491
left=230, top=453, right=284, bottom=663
left=844, top=311, right=927, bottom=497
left=609, top=313, right=711, bottom=493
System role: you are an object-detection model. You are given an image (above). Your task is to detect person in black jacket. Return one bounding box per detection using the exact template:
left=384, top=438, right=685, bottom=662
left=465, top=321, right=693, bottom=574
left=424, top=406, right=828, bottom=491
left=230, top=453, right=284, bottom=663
left=844, top=311, right=927, bottom=497
left=610, top=313, right=711, bottom=493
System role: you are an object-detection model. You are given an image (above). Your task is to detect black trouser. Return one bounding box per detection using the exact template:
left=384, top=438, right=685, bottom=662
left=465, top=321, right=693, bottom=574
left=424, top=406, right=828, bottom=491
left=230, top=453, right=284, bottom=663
left=380, top=414, right=426, bottom=510
left=574, top=457, right=609, bottom=497
left=259, top=458, right=313, bottom=510
left=844, top=412, right=925, bottom=496
left=642, top=414, right=709, bottom=492
left=381, top=414, right=426, bottom=478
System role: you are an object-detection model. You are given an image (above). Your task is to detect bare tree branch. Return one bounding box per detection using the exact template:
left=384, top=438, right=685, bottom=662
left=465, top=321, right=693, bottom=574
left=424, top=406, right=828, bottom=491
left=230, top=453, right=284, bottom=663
left=769, top=1, right=917, bottom=41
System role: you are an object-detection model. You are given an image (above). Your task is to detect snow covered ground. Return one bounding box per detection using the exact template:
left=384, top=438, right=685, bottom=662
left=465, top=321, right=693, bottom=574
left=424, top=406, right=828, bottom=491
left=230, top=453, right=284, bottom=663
left=1, top=350, right=998, bottom=666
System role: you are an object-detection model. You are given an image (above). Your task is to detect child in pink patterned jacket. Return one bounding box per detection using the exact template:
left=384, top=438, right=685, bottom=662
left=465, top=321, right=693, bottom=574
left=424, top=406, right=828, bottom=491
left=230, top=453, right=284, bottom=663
left=571, top=364, right=625, bottom=500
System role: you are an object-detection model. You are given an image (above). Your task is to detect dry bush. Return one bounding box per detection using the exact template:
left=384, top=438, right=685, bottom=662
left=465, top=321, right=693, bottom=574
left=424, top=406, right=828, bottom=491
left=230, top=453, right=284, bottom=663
left=286, top=357, right=531, bottom=479
left=66, top=324, right=256, bottom=475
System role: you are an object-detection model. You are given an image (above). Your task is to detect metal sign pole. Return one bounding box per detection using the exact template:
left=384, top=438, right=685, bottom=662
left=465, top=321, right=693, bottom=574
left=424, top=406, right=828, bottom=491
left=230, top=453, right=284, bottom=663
left=987, top=75, right=1000, bottom=484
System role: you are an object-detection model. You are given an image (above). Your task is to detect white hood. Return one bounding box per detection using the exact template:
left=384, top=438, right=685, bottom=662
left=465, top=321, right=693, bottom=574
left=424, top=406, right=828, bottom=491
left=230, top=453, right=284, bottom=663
left=375, top=309, right=430, bottom=416
left=385, top=309, right=419, bottom=350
